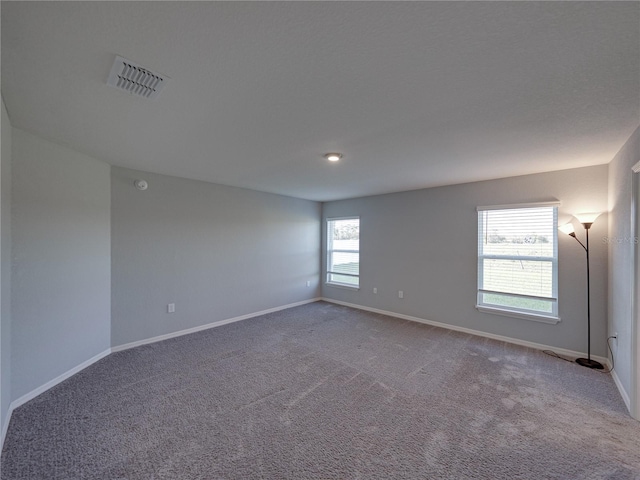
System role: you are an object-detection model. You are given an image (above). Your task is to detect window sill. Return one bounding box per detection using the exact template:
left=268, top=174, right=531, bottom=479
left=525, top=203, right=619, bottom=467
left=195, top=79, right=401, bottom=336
left=325, top=282, right=360, bottom=291
left=476, top=305, right=560, bottom=324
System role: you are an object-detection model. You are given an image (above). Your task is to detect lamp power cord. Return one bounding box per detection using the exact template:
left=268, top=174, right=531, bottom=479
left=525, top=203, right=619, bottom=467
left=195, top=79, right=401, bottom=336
left=543, top=335, right=616, bottom=374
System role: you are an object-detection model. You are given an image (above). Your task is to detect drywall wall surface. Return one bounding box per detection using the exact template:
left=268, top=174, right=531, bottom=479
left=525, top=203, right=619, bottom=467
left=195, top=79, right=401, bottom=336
left=11, top=129, right=111, bottom=400
left=111, top=167, right=321, bottom=347
left=1, top=99, right=12, bottom=438
left=323, top=165, right=609, bottom=356
left=608, top=126, right=640, bottom=397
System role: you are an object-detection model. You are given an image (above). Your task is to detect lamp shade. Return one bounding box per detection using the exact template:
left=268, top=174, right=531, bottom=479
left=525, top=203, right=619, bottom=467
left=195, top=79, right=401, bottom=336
left=559, top=223, right=576, bottom=235
left=574, top=212, right=601, bottom=225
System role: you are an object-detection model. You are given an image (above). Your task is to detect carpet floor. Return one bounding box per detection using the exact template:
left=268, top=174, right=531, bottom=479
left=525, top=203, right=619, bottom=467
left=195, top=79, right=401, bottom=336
left=1, top=301, right=639, bottom=479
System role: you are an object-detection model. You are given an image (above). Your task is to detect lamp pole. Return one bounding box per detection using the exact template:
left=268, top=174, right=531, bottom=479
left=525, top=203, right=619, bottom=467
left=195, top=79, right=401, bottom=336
left=574, top=221, right=603, bottom=370
left=586, top=226, right=591, bottom=361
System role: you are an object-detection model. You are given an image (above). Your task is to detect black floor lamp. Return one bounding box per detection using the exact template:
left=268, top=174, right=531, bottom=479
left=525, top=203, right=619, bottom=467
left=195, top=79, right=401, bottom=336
left=559, top=212, right=603, bottom=369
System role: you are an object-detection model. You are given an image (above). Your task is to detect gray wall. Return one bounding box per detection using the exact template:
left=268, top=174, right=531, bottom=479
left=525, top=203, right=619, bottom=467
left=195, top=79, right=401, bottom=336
left=11, top=129, right=111, bottom=400
left=608, top=126, right=640, bottom=398
left=322, top=165, right=609, bottom=356
left=111, top=167, right=321, bottom=347
left=1, top=99, right=12, bottom=437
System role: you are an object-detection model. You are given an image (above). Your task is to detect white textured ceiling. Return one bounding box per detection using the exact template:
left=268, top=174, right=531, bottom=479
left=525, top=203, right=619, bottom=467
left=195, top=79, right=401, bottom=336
left=2, top=2, right=639, bottom=202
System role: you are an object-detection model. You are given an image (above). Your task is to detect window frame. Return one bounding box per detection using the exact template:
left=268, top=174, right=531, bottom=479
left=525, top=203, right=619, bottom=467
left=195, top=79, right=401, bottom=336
left=476, top=202, right=560, bottom=324
left=326, top=216, right=360, bottom=290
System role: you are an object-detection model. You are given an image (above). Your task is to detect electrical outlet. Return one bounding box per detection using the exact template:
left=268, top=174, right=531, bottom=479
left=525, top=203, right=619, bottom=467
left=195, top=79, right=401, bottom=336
left=612, top=332, right=618, bottom=339
left=373, top=287, right=377, bottom=294
left=167, top=303, right=175, bottom=313
left=306, top=280, right=311, bottom=287
left=398, top=290, right=404, bottom=299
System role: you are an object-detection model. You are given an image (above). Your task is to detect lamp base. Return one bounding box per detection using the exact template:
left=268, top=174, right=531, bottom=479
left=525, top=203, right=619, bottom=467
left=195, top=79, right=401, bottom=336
left=576, top=358, right=604, bottom=370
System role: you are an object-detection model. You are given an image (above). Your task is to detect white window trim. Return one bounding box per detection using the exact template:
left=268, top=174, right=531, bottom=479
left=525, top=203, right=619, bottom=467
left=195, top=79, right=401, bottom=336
left=325, top=282, right=360, bottom=291
left=326, top=216, right=360, bottom=289
left=477, top=201, right=561, bottom=211
left=475, top=305, right=560, bottom=324
left=477, top=202, right=560, bottom=322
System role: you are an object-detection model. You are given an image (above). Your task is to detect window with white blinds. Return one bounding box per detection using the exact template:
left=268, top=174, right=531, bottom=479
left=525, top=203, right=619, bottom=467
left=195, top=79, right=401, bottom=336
left=477, top=204, right=559, bottom=320
left=327, top=217, right=360, bottom=288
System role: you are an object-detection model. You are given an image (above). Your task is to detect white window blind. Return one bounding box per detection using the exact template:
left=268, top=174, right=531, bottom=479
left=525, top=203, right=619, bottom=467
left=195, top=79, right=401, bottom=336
left=327, top=217, right=360, bottom=288
left=477, top=204, right=558, bottom=318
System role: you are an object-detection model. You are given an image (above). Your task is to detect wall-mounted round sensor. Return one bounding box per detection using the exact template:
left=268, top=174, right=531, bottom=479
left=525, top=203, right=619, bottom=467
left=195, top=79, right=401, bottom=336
left=134, top=179, right=148, bottom=191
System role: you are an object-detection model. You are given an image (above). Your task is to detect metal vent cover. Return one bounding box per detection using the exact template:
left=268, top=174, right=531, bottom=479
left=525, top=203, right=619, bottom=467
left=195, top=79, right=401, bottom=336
left=106, top=55, right=168, bottom=100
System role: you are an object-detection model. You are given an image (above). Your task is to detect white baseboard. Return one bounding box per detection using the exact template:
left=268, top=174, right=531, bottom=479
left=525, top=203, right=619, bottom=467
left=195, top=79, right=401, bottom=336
left=2, top=347, right=112, bottom=450
left=9, top=348, right=112, bottom=410
left=321, top=298, right=611, bottom=368
left=112, top=297, right=322, bottom=353
left=1, top=404, right=12, bottom=452
left=611, top=369, right=631, bottom=412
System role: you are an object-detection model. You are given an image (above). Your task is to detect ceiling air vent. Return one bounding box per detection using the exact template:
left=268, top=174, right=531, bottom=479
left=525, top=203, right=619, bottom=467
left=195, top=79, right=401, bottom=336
left=106, top=55, right=168, bottom=100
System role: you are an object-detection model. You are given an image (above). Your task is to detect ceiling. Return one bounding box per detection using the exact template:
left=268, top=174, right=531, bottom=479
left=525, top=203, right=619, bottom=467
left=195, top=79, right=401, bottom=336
left=2, top=2, right=638, bottom=202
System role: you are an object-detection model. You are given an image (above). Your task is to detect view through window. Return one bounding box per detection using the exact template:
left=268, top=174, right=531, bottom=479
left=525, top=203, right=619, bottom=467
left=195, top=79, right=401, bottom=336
left=327, top=217, right=360, bottom=288
left=477, top=205, right=558, bottom=318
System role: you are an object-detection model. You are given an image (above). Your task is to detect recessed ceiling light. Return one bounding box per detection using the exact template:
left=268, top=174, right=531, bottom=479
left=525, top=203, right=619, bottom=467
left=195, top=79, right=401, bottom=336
left=324, top=153, right=343, bottom=162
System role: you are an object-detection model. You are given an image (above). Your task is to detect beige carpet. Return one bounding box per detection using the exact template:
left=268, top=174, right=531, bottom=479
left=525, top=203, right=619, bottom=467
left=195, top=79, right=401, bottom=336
left=2, top=301, right=639, bottom=479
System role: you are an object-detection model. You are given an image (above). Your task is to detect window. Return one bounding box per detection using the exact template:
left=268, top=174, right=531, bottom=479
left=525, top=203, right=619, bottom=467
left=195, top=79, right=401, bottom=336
left=477, top=203, right=559, bottom=322
left=327, top=217, right=360, bottom=288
